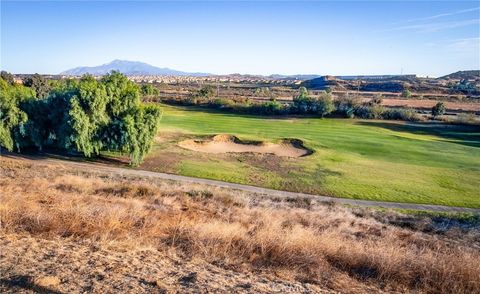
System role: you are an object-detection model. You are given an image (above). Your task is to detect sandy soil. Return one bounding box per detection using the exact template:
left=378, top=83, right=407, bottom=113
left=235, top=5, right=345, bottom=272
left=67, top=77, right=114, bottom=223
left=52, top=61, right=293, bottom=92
left=178, top=134, right=311, bottom=157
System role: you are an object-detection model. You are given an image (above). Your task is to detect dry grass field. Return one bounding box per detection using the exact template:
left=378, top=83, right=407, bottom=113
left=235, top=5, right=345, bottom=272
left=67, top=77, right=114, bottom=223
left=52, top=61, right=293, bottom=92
left=1, top=156, right=480, bottom=293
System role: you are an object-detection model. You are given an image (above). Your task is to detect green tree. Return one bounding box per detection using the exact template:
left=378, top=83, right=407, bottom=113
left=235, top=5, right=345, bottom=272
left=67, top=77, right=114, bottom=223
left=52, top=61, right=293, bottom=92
left=0, top=71, right=15, bottom=85
left=297, top=86, right=309, bottom=99
left=100, top=72, right=161, bottom=165
left=292, top=87, right=313, bottom=113
left=141, top=84, right=160, bottom=96
left=197, top=85, right=215, bottom=99
left=0, top=78, right=35, bottom=151
left=68, top=75, right=109, bottom=156
left=120, top=105, right=162, bottom=165
left=11, top=71, right=162, bottom=165
left=315, top=92, right=335, bottom=117
left=431, top=102, right=446, bottom=117
left=23, top=73, right=51, bottom=99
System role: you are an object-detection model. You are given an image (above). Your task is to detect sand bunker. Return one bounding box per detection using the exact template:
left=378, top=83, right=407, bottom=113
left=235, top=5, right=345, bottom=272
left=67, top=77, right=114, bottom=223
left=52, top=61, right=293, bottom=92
left=178, top=134, right=312, bottom=157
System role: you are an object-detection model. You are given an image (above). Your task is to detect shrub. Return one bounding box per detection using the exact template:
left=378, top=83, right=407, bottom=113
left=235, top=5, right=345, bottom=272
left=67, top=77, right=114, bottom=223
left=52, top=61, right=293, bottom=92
left=401, top=89, right=412, bottom=98
left=382, top=108, right=420, bottom=121
left=316, top=92, right=335, bottom=117
left=370, top=94, right=383, bottom=105
left=455, top=113, right=480, bottom=125
left=335, top=96, right=361, bottom=118
left=354, top=105, right=385, bottom=119
left=254, top=87, right=271, bottom=97
left=250, top=100, right=286, bottom=115
left=451, top=80, right=479, bottom=95
left=292, top=88, right=335, bottom=117
left=208, top=98, right=235, bottom=109
left=196, top=85, right=216, bottom=100
left=431, top=102, right=446, bottom=117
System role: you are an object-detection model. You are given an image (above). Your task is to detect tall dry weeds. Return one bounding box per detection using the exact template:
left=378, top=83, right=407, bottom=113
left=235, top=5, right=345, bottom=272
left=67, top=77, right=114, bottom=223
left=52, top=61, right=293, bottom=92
left=1, top=158, right=479, bottom=293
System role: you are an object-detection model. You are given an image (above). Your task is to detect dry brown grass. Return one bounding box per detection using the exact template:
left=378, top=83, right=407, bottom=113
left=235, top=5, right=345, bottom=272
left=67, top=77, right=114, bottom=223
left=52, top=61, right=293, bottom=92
left=1, top=157, right=479, bottom=293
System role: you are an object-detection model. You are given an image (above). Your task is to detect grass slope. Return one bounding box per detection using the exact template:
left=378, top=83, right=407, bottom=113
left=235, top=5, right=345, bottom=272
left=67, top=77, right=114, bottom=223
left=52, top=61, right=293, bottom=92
left=143, top=105, right=480, bottom=208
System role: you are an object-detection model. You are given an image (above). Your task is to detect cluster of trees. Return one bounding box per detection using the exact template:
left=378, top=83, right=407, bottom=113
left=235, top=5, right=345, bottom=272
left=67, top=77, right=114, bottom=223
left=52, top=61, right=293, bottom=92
left=291, top=87, right=335, bottom=117
left=450, top=80, right=479, bottom=95
left=186, top=85, right=216, bottom=104
left=0, top=72, right=162, bottom=165
left=0, top=71, right=15, bottom=85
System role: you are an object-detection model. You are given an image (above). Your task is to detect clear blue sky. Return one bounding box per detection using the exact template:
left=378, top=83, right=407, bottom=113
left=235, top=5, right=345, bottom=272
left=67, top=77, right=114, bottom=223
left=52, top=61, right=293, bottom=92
left=1, top=1, right=479, bottom=76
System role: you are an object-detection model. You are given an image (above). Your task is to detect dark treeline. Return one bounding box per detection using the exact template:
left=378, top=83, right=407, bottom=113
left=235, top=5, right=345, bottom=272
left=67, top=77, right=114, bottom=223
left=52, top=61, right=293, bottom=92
left=160, top=85, right=422, bottom=121
left=0, top=71, right=162, bottom=165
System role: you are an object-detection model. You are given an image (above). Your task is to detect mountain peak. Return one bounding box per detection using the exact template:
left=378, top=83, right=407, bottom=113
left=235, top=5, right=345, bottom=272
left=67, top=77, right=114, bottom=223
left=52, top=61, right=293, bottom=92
left=60, top=60, right=210, bottom=76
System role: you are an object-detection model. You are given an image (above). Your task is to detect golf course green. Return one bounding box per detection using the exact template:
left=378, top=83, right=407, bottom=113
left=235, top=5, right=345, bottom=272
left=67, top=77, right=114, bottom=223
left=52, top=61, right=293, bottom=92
left=141, top=105, right=480, bottom=208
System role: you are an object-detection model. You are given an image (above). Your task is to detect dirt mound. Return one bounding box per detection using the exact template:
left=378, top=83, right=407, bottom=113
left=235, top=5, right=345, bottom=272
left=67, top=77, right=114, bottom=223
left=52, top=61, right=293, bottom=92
left=211, top=134, right=241, bottom=143
left=178, top=135, right=312, bottom=157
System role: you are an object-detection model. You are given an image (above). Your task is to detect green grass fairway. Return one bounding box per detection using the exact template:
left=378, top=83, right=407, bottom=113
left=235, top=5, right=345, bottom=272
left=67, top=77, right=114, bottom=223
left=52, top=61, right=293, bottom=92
left=141, top=105, right=480, bottom=208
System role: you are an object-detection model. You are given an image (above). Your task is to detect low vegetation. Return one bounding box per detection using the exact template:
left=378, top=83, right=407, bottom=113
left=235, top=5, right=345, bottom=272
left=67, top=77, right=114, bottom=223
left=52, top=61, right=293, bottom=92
left=1, top=157, right=479, bottom=293
left=335, top=96, right=421, bottom=121
left=161, top=86, right=426, bottom=121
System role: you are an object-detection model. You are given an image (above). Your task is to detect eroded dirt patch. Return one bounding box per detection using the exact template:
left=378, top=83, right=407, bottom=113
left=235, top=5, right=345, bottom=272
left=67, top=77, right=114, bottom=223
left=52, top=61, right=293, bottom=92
left=178, top=134, right=312, bottom=158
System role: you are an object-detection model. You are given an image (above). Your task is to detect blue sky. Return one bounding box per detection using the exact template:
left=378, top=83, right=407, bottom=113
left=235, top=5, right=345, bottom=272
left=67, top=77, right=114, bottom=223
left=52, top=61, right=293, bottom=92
left=1, top=1, right=479, bottom=76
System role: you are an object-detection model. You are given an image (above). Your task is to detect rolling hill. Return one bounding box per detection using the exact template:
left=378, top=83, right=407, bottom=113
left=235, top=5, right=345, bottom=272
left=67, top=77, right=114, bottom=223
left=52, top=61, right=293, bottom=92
left=440, top=70, right=480, bottom=80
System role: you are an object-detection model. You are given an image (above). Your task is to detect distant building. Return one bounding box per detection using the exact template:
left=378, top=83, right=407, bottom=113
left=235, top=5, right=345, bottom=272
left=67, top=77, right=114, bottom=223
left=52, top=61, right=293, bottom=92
left=13, top=78, right=23, bottom=84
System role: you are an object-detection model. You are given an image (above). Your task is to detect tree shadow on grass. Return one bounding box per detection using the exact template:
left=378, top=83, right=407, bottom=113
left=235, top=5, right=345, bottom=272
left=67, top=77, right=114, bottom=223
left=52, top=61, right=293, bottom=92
left=0, top=149, right=130, bottom=166
left=355, top=121, right=480, bottom=149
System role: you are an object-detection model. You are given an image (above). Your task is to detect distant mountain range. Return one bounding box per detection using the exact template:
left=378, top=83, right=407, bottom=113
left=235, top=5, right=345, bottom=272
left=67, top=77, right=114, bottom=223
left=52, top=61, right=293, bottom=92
left=60, top=60, right=323, bottom=79
left=60, top=60, right=479, bottom=81
left=60, top=60, right=211, bottom=76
